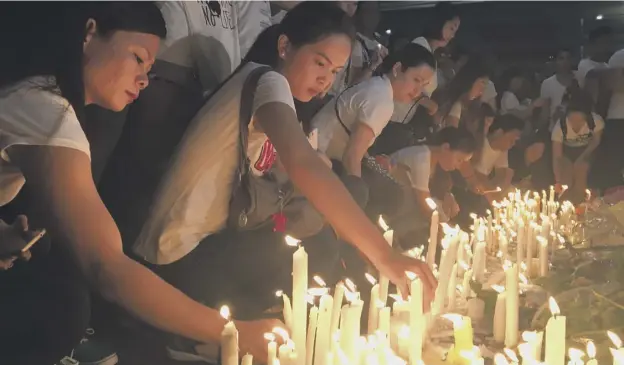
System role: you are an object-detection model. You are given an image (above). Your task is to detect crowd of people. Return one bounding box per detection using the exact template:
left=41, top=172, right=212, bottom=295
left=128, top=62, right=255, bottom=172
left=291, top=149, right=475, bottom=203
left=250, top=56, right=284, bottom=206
left=0, top=1, right=620, bottom=365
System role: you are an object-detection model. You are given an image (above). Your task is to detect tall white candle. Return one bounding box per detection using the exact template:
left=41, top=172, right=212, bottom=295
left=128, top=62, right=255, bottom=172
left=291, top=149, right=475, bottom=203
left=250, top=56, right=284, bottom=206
left=499, top=233, right=509, bottom=261
left=313, top=294, right=333, bottom=365
left=266, top=334, right=278, bottom=365
left=521, top=331, right=543, bottom=362
left=545, top=297, right=566, bottom=365
left=426, top=198, right=440, bottom=270
left=306, top=306, right=319, bottom=365
left=367, top=281, right=380, bottom=335
left=339, top=294, right=363, bottom=365
left=277, top=290, right=294, bottom=332
left=220, top=306, right=239, bottom=365
left=538, top=236, right=549, bottom=277
left=517, top=221, right=525, bottom=267
left=329, top=282, right=344, bottom=339
left=432, top=232, right=459, bottom=315
left=378, top=217, right=393, bottom=305
left=473, top=241, right=487, bottom=283
left=408, top=275, right=424, bottom=365
left=505, top=262, right=519, bottom=348
left=447, top=264, right=458, bottom=311
left=378, top=306, right=390, bottom=335
left=242, top=353, right=253, bottom=365
left=287, top=236, right=308, bottom=365
left=279, top=340, right=295, bottom=365
left=492, top=285, right=506, bottom=343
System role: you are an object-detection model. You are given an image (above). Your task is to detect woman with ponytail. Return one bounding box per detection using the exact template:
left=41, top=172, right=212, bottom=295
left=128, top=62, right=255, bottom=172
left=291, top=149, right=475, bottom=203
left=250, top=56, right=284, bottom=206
left=133, top=4, right=436, bottom=361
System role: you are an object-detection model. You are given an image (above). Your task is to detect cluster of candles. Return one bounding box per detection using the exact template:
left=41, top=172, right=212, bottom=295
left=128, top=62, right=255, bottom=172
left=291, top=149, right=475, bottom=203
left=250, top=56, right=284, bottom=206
left=217, top=186, right=622, bottom=365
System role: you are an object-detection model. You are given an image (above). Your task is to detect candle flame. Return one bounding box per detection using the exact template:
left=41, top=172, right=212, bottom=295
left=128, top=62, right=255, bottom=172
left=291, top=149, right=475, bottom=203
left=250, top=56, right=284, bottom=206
left=389, top=293, right=403, bottom=302
left=521, top=331, right=538, bottom=342
left=264, top=333, right=276, bottom=341
left=561, top=184, right=569, bottom=192
left=378, top=216, right=389, bottom=232
left=548, top=297, right=560, bottom=316
left=503, top=260, right=513, bottom=270
left=441, top=313, right=463, bottom=326
left=486, top=209, right=492, bottom=216
left=503, top=348, right=519, bottom=362
left=586, top=188, right=591, bottom=198
left=276, top=290, right=283, bottom=297
left=441, top=237, right=450, bottom=250
left=425, top=197, right=437, bottom=210
left=398, top=325, right=410, bottom=339
left=470, top=213, right=477, bottom=219
left=405, top=271, right=417, bottom=281
left=308, top=287, right=329, bottom=296
left=272, top=327, right=290, bottom=341
left=220, top=305, right=230, bottom=320
left=313, top=275, right=326, bottom=287
left=567, top=348, right=584, bottom=360
left=608, top=331, right=623, bottom=348
left=519, top=273, right=529, bottom=285
left=517, top=343, right=532, bottom=358
left=611, top=348, right=624, bottom=360
left=365, top=273, right=377, bottom=285
left=587, top=340, right=596, bottom=358
left=459, top=261, right=470, bottom=271
left=285, top=235, right=300, bottom=247
left=345, top=278, right=357, bottom=293
left=537, top=236, right=547, bottom=246
left=306, top=294, right=314, bottom=304
left=491, top=285, right=505, bottom=293
left=493, top=353, right=509, bottom=365
left=344, top=290, right=359, bottom=303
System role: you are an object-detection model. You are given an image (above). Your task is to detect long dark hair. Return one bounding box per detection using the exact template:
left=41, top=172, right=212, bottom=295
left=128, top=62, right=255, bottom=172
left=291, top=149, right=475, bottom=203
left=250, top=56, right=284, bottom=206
left=375, top=43, right=436, bottom=76
left=0, top=2, right=166, bottom=123
left=432, top=56, right=489, bottom=119
left=422, top=2, right=460, bottom=41
left=244, top=2, right=356, bottom=67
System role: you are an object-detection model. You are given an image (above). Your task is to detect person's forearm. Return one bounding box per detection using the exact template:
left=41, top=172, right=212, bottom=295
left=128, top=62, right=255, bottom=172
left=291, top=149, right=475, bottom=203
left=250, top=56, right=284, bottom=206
left=553, top=157, right=563, bottom=183
left=342, top=152, right=362, bottom=177
left=284, top=153, right=389, bottom=262
left=99, top=256, right=225, bottom=344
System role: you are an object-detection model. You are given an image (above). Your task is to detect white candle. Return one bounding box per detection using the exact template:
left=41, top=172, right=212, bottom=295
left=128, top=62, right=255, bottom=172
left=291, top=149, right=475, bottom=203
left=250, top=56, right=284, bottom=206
left=538, top=237, right=549, bottom=277
left=220, top=306, right=239, bottom=365
left=313, top=294, right=333, bottom=365
left=378, top=217, right=393, bottom=305
left=329, top=282, right=345, bottom=339
left=266, top=334, right=278, bottom=365
left=586, top=340, right=597, bottom=365
left=378, top=306, right=390, bottom=335
left=279, top=340, right=295, bottom=365
left=521, top=330, right=544, bottom=362
left=505, top=262, right=519, bottom=348
left=517, top=221, right=525, bottom=267
left=500, top=233, right=509, bottom=261
left=473, top=241, right=487, bottom=283
left=407, top=275, right=424, bottom=365
left=277, top=290, right=294, bottom=332
left=545, top=297, right=566, bottom=365
left=549, top=185, right=555, bottom=203
left=287, top=236, right=308, bottom=365
left=367, top=281, right=380, bottom=335
left=461, top=267, right=473, bottom=301
left=306, top=306, right=319, bottom=365
left=426, top=198, right=440, bottom=270
left=397, top=325, right=410, bottom=359
left=443, top=314, right=474, bottom=352
left=242, top=353, right=253, bottom=365
left=339, top=293, right=363, bottom=365
left=492, top=285, right=506, bottom=343
left=432, top=230, right=459, bottom=315
left=447, top=264, right=458, bottom=311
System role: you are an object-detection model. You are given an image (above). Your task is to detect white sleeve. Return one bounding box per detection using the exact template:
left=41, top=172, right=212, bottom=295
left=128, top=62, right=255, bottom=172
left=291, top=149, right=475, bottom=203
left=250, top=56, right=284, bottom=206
left=252, top=71, right=296, bottom=115
left=609, top=51, right=624, bottom=68
left=593, top=113, right=605, bottom=132
left=0, top=86, right=90, bottom=162
left=501, top=92, right=521, bottom=113
left=551, top=122, right=563, bottom=142
left=448, top=102, right=462, bottom=120
left=540, top=80, right=549, bottom=99
left=356, top=92, right=394, bottom=136
left=157, top=1, right=190, bottom=49
left=236, top=1, right=271, bottom=57
left=409, top=152, right=430, bottom=192
left=351, top=41, right=364, bottom=68
left=494, top=151, right=509, bottom=169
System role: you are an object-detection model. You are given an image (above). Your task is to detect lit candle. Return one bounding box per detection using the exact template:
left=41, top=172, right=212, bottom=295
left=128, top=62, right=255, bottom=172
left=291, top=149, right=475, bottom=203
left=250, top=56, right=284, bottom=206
left=492, top=285, right=506, bottom=343
left=432, top=225, right=460, bottom=315
left=378, top=306, right=390, bottom=335
left=366, top=273, right=380, bottom=335
left=329, top=282, right=345, bottom=339
left=339, top=286, right=363, bottom=365
left=545, top=297, right=566, bottom=365
left=242, top=353, right=253, bottom=365
left=517, top=220, right=525, bottom=268
left=279, top=339, right=296, bottom=365
left=549, top=185, right=555, bottom=203
left=396, top=325, right=410, bottom=359
left=277, top=290, right=294, bottom=331
left=494, top=353, right=510, bottom=365
left=426, top=198, right=440, bottom=270
left=500, top=232, right=509, bottom=261
left=378, top=217, right=393, bottom=305
left=586, top=340, right=597, bottom=365
left=473, top=240, right=487, bottom=283
left=313, top=293, right=333, bottom=365
left=287, top=235, right=308, bottom=365
left=442, top=314, right=474, bottom=352
left=538, top=237, right=549, bottom=277
left=266, top=333, right=278, bottom=365
left=608, top=331, right=624, bottom=365
left=504, top=349, right=520, bottom=365
left=526, top=223, right=536, bottom=277
left=220, top=305, right=239, bottom=365
left=461, top=264, right=473, bottom=301
left=407, top=272, right=424, bottom=365
left=505, top=261, right=519, bottom=348
left=306, top=305, right=318, bottom=365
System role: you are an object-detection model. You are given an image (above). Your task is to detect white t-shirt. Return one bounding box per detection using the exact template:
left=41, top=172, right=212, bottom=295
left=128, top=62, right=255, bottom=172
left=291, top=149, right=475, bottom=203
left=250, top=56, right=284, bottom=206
left=390, top=145, right=431, bottom=192
left=607, top=49, right=624, bottom=120
left=577, top=58, right=608, bottom=89
left=313, top=76, right=394, bottom=160
left=391, top=37, right=438, bottom=123
left=481, top=80, right=497, bottom=106
left=0, top=77, right=90, bottom=206
left=474, top=137, right=508, bottom=176
left=236, top=1, right=271, bottom=57
left=500, top=91, right=529, bottom=115
left=540, top=75, right=568, bottom=117
left=551, top=112, right=605, bottom=147
left=447, top=101, right=462, bottom=122
left=134, top=63, right=296, bottom=264
left=157, top=1, right=241, bottom=92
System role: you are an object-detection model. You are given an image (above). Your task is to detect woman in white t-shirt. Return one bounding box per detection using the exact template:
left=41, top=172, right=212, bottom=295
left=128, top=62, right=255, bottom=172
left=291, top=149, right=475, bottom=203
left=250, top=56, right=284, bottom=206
left=552, top=92, right=604, bottom=202
left=312, top=43, right=436, bottom=179
left=0, top=3, right=252, bottom=363
left=498, top=67, right=548, bottom=119
left=390, top=127, right=477, bottom=222
left=432, top=57, right=490, bottom=128
left=132, top=4, right=435, bottom=354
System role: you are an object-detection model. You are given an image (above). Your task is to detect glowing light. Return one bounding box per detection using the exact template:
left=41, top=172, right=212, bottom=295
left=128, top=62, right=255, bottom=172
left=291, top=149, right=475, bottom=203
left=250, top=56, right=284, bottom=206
left=365, top=273, right=377, bottom=285
left=308, top=287, right=329, bottom=296
left=491, top=285, right=505, bottom=293
left=521, top=331, right=538, bottom=342
left=425, top=197, right=437, bottom=210
left=398, top=325, right=410, bottom=339
left=548, top=297, right=560, bottom=316
left=596, top=14, right=604, bottom=20
left=503, top=348, right=519, bottom=362
left=220, top=305, right=231, bottom=320
left=313, top=275, right=326, bottom=287
left=378, top=216, right=389, bottom=232
left=493, top=353, right=509, bottom=365
left=441, top=313, right=463, bottom=327
left=276, top=290, right=283, bottom=297
left=273, top=327, right=290, bottom=341
left=285, top=235, right=300, bottom=247
left=608, top=331, right=623, bottom=348
left=264, top=333, right=276, bottom=341
left=587, top=340, right=596, bottom=359
left=567, top=348, right=585, bottom=361
left=345, top=278, right=357, bottom=293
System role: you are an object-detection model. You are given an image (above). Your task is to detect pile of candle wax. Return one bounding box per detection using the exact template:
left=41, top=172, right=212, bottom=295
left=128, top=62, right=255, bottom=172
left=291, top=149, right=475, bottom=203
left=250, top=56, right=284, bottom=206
left=216, top=187, right=624, bottom=365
